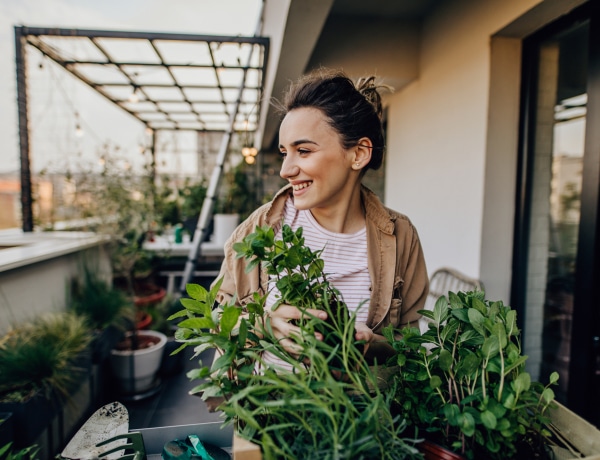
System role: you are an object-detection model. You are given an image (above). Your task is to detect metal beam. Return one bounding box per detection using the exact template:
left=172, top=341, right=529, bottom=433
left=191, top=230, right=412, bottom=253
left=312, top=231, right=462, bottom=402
left=14, top=26, right=33, bottom=232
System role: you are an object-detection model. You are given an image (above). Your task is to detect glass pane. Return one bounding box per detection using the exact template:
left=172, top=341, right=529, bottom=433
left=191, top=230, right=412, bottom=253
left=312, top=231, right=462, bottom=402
left=524, top=21, right=588, bottom=403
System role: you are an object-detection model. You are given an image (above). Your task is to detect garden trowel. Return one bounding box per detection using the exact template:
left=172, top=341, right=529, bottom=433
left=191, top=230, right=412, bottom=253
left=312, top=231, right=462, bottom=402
left=61, top=401, right=134, bottom=460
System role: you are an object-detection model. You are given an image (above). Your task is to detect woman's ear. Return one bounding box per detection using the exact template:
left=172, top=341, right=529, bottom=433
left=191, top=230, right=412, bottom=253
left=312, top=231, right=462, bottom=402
left=352, top=137, right=373, bottom=170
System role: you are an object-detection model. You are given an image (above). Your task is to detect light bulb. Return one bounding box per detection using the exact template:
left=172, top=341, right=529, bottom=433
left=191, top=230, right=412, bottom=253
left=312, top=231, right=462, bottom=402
left=129, top=88, right=139, bottom=103
left=245, top=155, right=256, bottom=165
left=75, top=124, right=84, bottom=138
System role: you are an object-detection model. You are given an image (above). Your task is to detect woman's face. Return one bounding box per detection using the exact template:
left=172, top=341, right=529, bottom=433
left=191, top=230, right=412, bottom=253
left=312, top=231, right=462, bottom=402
left=278, top=107, right=359, bottom=212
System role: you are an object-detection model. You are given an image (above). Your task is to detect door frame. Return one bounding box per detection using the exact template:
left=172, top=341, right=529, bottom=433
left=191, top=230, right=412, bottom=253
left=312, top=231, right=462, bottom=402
left=511, top=0, right=600, bottom=425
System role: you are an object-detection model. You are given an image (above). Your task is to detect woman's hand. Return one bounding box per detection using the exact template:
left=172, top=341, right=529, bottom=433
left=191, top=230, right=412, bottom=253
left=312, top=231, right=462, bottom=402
left=354, top=322, right=374, bottom=356
left=265, top=304, right=327, bottom=357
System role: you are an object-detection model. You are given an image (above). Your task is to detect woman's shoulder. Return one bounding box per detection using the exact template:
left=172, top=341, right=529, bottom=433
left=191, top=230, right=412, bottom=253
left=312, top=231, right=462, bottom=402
left=361, top=186, right=417, bottom=232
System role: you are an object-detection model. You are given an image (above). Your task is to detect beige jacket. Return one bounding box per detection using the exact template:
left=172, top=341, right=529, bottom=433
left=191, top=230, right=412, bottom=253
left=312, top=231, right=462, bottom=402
left=215, top=184, right=429, bottom=335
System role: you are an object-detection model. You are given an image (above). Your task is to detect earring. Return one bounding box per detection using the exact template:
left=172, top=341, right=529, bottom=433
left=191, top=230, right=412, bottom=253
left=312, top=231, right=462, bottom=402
left=355, top=162, right=360, bottom=167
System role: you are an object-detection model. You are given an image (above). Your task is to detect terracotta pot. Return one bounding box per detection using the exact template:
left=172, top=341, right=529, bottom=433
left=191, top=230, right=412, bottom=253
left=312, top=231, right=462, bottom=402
left=134, top=284, right=166, bottom=307
left=135, top=310, right=153, bottom=329
left=418, top=439, right=466, bottom=460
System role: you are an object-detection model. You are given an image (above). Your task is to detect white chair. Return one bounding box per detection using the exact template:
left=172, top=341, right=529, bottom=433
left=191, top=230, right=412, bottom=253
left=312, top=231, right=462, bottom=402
left=420, top=267, right=484, bottom=333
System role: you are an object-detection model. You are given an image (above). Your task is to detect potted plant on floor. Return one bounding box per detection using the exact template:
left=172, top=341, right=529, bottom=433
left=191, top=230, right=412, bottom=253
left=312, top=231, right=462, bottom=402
left=383, top=290, right=559, bottom=460
left=170, top=225, right=421, bottom=459
left=69, top=265, right=134, bottom=364
left=0, top=312, right=92, bottom=450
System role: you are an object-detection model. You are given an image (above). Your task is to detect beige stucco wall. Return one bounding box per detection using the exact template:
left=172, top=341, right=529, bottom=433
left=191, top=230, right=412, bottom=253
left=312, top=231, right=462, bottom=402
left=383, top=0, right=585, bottom=303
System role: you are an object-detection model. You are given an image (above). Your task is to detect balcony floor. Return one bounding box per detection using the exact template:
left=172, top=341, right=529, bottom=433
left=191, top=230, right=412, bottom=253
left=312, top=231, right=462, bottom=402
left=117, top=347, right=224, bottom=429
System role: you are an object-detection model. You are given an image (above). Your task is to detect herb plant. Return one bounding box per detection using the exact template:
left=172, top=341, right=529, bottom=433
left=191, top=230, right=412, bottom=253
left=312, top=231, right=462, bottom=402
left=384, top=290, right=558, bottom=459
left=171, top=224, right=420, bottom=459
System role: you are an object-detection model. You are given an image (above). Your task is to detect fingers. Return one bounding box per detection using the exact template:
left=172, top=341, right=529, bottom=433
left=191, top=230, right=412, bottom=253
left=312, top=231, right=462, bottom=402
left=264, top=304, right=327, bottom=356
left=354, top=322, right=374, bottom=343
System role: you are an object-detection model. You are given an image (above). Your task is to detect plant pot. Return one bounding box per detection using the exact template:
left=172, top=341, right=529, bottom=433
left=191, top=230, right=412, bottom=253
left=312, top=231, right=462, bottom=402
left=109, top=330, right=167, bottom=396
left=134, top=284, right=167, bottom=307
left=135, top=310, right=153, bottom=330
left=0, top=392, right=58, bottom=449
left=418, top=439, right=466, bottom=460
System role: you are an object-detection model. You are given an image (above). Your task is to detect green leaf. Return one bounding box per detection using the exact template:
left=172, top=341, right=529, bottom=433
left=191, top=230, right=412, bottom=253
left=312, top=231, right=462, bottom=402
left=186, top=283, right=208, bottom=301
left=444, top=404, right=461, bottom=425
left=482, top=336, right=500, bottom=360
left=492, top=323, right=507, bottom=349
left=461, top=412, right=476, bottom=437
left=471, top=297, right=488, bottom=315
left=512, top=372, right=531, bottom=395
left=180, top=298, right=211, bottom=316
left=178, top=317, right=215, bottom=330
left=542, top=388, right=555, bottom=404
left=468, top=308, right=486, bottom=335
left=481, top=410, right=497, bottom=429
left=549, top=371, right=559, bottom=384
left=430, top=375, right=442, bottom=389
left=505, top=310, right=517, bottom=337
left=433, top=295, right=449, bottom=325
left=220, top=305, right=241, bottom=336
left=438, top=349, right=453, bottom=371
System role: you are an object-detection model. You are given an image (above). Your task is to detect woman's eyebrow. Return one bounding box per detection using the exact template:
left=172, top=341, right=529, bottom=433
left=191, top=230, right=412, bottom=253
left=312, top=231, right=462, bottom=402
left=279, top=139, right=318, bottom=149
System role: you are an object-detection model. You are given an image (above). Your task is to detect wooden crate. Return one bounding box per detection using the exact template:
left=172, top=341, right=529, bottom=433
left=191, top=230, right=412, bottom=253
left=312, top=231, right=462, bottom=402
left=547, top=402, right=600, bottom=460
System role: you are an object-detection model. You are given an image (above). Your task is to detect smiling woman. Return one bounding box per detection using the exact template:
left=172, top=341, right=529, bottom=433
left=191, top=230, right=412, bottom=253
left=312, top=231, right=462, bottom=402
left=215, top=67, right=430, bottom=367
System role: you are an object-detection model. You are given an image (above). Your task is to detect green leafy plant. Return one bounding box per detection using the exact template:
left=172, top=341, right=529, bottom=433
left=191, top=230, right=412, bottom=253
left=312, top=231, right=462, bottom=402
left=0, top=442, right=39, bottom=460
left=171, top=224, right=420, bottom=459
left=69, top=265, right=134, bottom=331
left=0, top=313, right=92, bottom=403
left=216, top=162, right=257, bottom=219
left=384, top=290, right=558, bottom=459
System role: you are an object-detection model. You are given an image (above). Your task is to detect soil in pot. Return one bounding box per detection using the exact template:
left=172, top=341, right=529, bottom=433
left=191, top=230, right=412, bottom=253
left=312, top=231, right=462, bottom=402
left=114, top=332, right=160, bottom=351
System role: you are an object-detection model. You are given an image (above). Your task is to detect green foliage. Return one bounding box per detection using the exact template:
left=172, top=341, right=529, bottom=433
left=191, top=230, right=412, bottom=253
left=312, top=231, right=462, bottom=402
left=0, top=313, right=92, bottom=403
left=384, top=291, right=559, bottom=459
left=69, top=265, right=134, bottom=330
left=216, top=162, right=257, bottom=219
left=171, top=224, right=420, bottom=459
left=0, top=443, right=39, bottom=460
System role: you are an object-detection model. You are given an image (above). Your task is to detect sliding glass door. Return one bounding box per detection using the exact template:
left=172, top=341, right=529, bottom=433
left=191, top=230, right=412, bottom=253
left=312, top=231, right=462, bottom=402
left=513, top=2, right=600, bottom=425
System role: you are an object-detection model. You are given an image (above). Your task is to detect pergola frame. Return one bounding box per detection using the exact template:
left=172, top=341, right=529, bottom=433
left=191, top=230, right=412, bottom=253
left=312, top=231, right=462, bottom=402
left=14, top=26, right=269, bottom=233
left=14, top=25, right=269, bottom=291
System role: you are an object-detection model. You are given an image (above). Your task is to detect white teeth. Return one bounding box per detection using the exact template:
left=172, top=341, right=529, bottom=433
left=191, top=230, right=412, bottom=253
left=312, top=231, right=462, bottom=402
left=293, top=182, right=312, bottom=191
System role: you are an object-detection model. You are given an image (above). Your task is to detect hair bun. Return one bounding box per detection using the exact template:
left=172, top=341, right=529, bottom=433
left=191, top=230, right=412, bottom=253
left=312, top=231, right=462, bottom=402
left=355, top=76, right=392, bottom=120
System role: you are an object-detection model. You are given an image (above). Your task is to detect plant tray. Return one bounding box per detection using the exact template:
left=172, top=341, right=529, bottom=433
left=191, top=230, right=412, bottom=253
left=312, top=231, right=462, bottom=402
left=133, top=422, right=261, bottom=460
left=547, top=402, right=600, bottom=460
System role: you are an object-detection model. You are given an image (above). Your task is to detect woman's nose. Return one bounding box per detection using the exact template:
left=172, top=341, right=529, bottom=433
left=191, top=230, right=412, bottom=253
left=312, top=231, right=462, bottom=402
left=280, top=155, right=299, bottom=179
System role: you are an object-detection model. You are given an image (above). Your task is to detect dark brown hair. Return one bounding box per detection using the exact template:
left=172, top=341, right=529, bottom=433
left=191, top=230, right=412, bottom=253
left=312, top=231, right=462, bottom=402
left=277, top=68, right=390, bottom=170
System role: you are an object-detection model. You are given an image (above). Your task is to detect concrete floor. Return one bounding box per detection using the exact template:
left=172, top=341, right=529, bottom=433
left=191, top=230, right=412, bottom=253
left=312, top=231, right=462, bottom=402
left=119, top=346, right=224, bottom=429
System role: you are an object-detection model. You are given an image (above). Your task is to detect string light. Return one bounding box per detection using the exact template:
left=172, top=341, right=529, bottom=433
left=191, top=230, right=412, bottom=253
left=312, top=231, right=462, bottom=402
left=129, top=86, right=140, bottom=103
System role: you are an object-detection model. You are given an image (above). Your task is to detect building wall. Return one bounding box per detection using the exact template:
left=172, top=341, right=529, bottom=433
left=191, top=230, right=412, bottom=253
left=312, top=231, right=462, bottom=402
left=383, top=0, right=583, bottom=303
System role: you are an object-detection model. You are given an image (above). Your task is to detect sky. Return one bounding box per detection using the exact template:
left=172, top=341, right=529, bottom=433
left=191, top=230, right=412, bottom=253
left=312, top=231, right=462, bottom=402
left=0, top=0, right=263, bottom=175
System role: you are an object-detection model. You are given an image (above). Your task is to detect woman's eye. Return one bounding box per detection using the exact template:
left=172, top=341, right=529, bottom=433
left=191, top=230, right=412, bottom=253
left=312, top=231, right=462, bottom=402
left=278, top=151, right=287, bottom=158
left=298, top=149, right=310, bottom=155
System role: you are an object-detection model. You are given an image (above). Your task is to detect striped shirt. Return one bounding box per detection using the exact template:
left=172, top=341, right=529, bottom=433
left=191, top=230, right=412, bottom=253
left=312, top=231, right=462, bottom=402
left=261, top=197, right=371, bottom=371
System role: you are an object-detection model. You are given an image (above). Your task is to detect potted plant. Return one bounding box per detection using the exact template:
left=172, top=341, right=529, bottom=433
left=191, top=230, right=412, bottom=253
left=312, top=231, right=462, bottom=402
left=0, top=312, right=92, bottom=449
left=170, top=225, right=421, bottom=459
left=69, top=265, right=134, bottom=363
left=383, top=291, right=559, bottom=460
